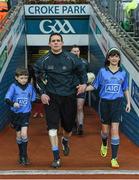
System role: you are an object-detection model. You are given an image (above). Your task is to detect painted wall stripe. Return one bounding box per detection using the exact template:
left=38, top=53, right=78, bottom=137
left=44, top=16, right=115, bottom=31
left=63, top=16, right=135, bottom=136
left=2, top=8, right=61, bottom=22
left=0, top=170, right=139, bottom=175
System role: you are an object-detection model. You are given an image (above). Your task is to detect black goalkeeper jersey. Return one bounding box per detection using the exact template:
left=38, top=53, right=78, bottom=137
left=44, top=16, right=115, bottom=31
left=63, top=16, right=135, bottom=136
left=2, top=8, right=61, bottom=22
left=34, top=51, right=87, bottom=96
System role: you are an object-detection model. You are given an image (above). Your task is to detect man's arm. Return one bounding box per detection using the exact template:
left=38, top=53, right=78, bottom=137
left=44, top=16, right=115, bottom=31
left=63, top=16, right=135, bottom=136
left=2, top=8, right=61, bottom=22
left=74, top=57, right=88, bottom=85
left=33, top=58, right=47, bottom=95
left=33, top=57, right=50, bottom=105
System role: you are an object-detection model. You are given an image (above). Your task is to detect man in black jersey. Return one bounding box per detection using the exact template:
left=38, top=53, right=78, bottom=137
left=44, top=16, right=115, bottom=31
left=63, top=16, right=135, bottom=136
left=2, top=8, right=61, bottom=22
left=34, top=33, right=87, bottom=168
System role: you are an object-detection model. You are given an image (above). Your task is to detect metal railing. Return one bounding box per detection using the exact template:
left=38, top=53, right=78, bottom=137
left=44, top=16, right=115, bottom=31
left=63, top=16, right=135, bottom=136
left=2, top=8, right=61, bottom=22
left=0, top=2, right=23, bottom=45
left=23, top=0, right=90, bottom=4
left=90, top=0, right=139, bottom=71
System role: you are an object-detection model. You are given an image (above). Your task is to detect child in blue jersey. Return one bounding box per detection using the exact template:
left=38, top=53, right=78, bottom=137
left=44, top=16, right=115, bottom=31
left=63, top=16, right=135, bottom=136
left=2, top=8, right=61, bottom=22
left=5, top=67, right=36, bottom=165
left=77, top=47, right=131, bottom=168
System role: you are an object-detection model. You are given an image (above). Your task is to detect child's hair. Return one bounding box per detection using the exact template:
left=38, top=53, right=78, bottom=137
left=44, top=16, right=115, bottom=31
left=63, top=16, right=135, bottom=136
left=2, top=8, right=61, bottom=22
left=105, top=47, right=121, bottom=67
left=15, top=67, right=29, bottom=77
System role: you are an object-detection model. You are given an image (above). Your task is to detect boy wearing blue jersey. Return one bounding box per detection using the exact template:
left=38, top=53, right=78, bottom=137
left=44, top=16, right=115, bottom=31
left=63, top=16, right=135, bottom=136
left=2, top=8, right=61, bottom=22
left=5, top=67, right=36, bottom=165
left=77, top=47, right=131, bottom=168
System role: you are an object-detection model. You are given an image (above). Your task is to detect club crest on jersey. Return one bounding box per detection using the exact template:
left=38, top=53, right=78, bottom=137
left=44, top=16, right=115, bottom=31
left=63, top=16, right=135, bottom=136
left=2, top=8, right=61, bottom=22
left=62, top=66, right=67, bottom=70
left=105, top=84, right=121, bottom=93
left=48, top=65, right=54, bottom=70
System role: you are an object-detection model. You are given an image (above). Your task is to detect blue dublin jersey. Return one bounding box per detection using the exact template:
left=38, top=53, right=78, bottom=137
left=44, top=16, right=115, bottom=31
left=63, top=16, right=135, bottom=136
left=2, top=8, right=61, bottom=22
left=5, top=83, right=36, bottom=113
left=93, top=67, right=128, bottom=100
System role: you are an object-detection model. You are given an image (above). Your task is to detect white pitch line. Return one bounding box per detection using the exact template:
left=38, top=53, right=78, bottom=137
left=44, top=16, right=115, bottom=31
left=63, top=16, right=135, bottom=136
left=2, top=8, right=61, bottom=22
left=0, top=170, right=139, bottom=175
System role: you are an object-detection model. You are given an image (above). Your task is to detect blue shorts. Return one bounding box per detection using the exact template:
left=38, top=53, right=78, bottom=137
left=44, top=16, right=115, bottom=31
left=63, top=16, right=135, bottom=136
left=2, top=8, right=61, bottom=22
left=10, top=111, right=30, bottom=131
left=99, top=98, right=123, bottom=125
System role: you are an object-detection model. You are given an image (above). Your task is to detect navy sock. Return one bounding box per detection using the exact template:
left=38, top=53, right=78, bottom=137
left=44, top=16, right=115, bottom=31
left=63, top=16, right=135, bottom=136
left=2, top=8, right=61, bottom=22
left=111, top=137, right=120, bottom=159
left=111, top=144, right=119, bottom=159
left=52, top=146, right=60, bottom=160
left=16, top=137, right=22, bottom=157
left=22, top=137, right=28, bottom=158
left=101, top=132, right=108, bottom=146
left=62, top=137, right=68, bottom=145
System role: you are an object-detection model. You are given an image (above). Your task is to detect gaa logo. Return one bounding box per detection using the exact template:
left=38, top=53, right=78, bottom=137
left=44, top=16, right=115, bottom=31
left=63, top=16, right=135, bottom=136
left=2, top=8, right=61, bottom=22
left=39, top=19, right=76, bottom=34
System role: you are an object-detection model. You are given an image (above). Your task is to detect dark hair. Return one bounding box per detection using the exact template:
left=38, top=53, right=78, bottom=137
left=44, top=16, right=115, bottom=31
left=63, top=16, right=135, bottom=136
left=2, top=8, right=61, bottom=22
left=105, top=47, right=121, bottom=67
left=49, top=33, right=63, bottom=43
left=71, top=44, right=80, bottom=49
left=15, top=67, right=29, bottom=77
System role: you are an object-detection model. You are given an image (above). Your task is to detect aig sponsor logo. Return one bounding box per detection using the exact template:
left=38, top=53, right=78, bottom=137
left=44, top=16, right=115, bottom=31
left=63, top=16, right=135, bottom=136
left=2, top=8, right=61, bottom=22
left=39, top=20, right=75, bottom=34
left=105, top=84, right=121, bottom=93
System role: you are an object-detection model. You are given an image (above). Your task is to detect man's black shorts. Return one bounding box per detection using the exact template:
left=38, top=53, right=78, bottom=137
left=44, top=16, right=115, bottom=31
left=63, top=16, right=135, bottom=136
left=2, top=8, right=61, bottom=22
left=99, top=97, right=123, bottom=125
left=45, top=92, right=77, bottom=132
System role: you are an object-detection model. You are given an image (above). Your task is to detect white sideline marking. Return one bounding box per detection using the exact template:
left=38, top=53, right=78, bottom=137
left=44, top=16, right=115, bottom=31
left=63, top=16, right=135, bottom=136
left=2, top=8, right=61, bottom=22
left=0, top=170, right=139, bottom=175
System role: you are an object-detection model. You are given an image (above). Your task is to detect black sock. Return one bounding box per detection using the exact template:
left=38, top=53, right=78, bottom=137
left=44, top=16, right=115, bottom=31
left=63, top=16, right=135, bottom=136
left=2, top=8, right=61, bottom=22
left=62, top=137, right=68, bottom=145
left=111, top=137, right=120, bottom=159
left=16, top=138, right=22, bottom=157
left=102, top=138, right=107, bottom=146
left=111, top=144, right=119, bottom=159
left=22, top=142, right=28, bottom=157
left=17, top=143, right=23, bottom=158
left=22, top=137, right=28, bottom=158
left=53, top=150, right=60, bottom=160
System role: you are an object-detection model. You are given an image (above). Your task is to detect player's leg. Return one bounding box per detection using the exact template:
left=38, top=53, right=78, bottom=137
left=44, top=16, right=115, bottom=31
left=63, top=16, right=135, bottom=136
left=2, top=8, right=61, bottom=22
left=110, top=98, right=122, bottom=168
left=100, top=124, right=109, bottom=157
left=111, top=122, right=120, bottom=168
left=99, top=99, right=110, bottom=157
left=76, top=96, right=85, bottom=135
left=45, top=94, right=61, bottom=168
left=13, top=113, right=23, bottom=164
left=20, top=112, right=30, bottom=165
left=62, top=130, right=72, bottom=156
left=16, top=130, right=22, bottom=164
left=48, top=129, right=61, bottom=168
left=61, top=95, right=77, bottom=156
left=20, top=126, right=29, bottom=165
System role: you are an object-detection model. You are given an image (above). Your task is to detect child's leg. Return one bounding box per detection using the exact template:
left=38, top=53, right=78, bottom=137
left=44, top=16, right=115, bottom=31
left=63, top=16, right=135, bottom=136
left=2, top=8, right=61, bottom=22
left=16, top=131, right=22, bottom=162
left=21, top=127, right=29, bottom=164
left=111, top=122, right=120, bottom=159
left=101, top=124, right=109, bottom=146
left=110, top=122, right=120, bottom=168
left=100, top=124, right=109, bottom=157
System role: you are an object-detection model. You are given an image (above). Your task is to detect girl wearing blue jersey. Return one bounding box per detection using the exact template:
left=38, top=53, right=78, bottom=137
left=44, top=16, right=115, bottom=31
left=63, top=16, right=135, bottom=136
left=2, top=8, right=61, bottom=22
left=5, top=68, right=36, bottom=165
left=77, top=47, right=131, bottom=168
